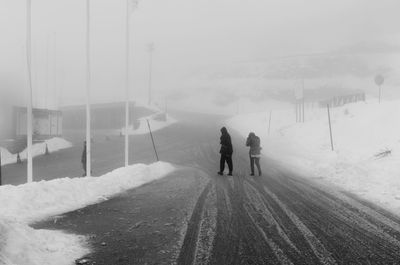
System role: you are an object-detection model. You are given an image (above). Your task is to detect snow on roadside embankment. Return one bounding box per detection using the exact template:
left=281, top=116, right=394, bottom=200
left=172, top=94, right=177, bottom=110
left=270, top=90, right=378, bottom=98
left=227, top=100, right=400, bottom=215
left=0, top=137, right=72, bottom=166
left=120, top=113, right=177, bottom=136
left=0, top=162, right=175, bottom=265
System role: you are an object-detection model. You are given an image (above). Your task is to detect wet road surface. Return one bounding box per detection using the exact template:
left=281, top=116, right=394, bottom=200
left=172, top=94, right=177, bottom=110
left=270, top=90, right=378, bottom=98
left=31, top=112, right=400, bottom=264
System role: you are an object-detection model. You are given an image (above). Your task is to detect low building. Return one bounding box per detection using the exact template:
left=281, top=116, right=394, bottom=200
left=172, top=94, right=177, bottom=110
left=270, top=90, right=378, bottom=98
left=13, top=107, right=63, bottom=140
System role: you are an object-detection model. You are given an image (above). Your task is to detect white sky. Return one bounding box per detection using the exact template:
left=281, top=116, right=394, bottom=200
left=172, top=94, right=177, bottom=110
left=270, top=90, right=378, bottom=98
left=1, top=0, right=400, bottom=106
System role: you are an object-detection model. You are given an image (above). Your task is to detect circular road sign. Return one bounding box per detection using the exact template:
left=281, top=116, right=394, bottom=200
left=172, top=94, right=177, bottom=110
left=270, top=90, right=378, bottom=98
left=375, top=75, right=384, bottom=86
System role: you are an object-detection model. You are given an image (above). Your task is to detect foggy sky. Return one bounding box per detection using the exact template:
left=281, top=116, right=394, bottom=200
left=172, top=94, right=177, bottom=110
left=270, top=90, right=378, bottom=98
left=1, top=0, right=400, bottom=107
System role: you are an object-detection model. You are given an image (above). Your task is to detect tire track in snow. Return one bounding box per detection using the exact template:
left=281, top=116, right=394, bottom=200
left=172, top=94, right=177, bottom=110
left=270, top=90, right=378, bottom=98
left=177, top=181, right=212, bottom=265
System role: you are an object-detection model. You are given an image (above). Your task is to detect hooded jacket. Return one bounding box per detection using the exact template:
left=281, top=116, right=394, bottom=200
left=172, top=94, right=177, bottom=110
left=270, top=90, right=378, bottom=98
left=220, top=127, right=233, bottom=155
left=246, top=132, right=261, bottom=156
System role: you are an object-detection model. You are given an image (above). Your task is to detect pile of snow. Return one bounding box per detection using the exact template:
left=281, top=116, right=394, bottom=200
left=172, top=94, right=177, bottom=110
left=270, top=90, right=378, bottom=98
left=120, top=113, right=177, bottom=136
left=0, top=161, right=175, bottom=265
left=227, top=100, right=400, bottom=215
left=0, top=137, right=72, bottom=166
left=0, top=219, right=88, bottom=265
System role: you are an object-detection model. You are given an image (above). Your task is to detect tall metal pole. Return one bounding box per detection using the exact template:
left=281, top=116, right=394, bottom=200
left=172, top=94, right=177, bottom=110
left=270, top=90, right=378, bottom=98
left=26, top=0, right=33, bottom=183
left=53, top=32, right=58, bottom=110
left=85, top=0, right=91, bottom=177
left=147, top=43, right=154, bottom=106
left=46, top=35, right=50, bottom=108
left=301, top=78, right=304, bottom=123
left=124, top=0, right=131, bottom=167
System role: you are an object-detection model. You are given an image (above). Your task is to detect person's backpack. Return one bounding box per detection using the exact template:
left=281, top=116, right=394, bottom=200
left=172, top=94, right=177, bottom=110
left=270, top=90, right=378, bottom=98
left=253, top=136, right=262, bottom=155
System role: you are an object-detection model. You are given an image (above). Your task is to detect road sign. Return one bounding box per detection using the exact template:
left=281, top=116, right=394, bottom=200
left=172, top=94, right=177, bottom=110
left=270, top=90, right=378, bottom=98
left=294, top=86, right=303, bottom=100
left=375, top=75, right=384, bottom=86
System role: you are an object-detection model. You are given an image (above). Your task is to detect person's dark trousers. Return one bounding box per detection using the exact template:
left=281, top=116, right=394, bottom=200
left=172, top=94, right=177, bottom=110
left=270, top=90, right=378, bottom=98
left=250, top=155, right=262, bottom=175
left=82, top=163, right=86, bottom=177
left=220, top=154, right=233, bottom=174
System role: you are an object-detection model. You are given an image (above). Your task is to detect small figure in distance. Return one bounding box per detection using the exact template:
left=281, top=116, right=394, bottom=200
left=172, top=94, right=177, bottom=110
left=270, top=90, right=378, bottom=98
left=218, top=127, right=233, bottom=176
left=246, top=132, right=262, bottom=176
left=81, top=141, right=87, bottom=177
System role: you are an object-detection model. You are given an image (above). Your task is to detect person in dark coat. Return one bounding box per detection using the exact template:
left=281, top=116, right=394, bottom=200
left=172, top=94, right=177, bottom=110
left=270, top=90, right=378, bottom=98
left=246, top=132, right=262, bottom=176
left=81, top=141, right=87, bottom=176
left=218, top=127, right=233, bottom=176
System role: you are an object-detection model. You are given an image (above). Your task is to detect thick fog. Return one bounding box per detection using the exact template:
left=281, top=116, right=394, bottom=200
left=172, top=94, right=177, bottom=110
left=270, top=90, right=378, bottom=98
left=1, top=0, right=400, bottom=112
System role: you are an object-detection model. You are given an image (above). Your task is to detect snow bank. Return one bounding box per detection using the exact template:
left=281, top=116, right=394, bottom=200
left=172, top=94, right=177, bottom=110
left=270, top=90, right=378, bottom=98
left=0, top=161, right=175, bottom=265
left=120, top=113, right=177, bottom=136
left=227, top=100, right=400, bottom=215
left=0, top=161, right=175, bottom=223
left=0, top=137, right=72, bottom=166
left=0, top=219, right=88, bottom=265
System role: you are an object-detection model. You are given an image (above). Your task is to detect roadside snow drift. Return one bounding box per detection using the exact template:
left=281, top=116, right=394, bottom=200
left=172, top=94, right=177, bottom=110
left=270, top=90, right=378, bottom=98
left=228, top=100, right=400, bottom=215
left=0, top=137, right=72, bottom=166
left=0, top=161, right=175, bottom=265
left=120, top=113, right=177, bottom=136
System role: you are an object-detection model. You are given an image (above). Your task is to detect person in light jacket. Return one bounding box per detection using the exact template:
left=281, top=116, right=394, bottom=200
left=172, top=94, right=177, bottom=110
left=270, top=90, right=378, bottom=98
left=246, top=132, right=262, bottom=176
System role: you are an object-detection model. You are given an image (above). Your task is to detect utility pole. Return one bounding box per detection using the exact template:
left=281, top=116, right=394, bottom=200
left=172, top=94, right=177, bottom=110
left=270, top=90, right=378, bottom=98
left=302, top=78, right=305, bottom=123
left=147, top=43, right=154, bottom=106
left=124, top=0, right=131, bottom=167
left=53, top=32, right=57, bottom=110
left=85, top=0, right=91, bottom=177
left=26, top=0, right=33, bottom=183
left=46, top=35, right=50, bottom=109
left=124, top=0, right=138, bottom=166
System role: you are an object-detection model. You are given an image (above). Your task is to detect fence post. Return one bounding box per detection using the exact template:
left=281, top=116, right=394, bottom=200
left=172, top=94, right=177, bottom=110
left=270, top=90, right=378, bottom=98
left=327, top=104, right=334, bottom=151
left=379, top=85, right=381, bottom=104
left=268, top=110, right=272, bottom=136
left=0, top=150, right=2, bottom=186
left=146, top=119, right=159, bottom=161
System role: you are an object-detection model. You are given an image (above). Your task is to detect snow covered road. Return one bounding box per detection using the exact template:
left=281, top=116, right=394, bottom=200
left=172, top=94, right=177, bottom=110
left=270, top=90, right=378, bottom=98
left=32, top=111, right=400, bottom=264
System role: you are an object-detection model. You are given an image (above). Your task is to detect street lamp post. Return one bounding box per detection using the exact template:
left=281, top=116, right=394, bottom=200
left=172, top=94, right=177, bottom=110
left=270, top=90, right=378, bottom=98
left=85, top=0, right=91, bottom=177
left=124, top=0, right=131, bottom=167
left=147, top=43, right=154, bottom=106
left=26, top=0, right=33, bottom=183
left=124, top=0, right=138, bottom=167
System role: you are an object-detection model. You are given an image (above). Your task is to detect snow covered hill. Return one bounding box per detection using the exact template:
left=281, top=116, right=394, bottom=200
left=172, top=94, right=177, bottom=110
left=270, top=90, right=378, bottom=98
left=228, top=99, right=400, bottom=215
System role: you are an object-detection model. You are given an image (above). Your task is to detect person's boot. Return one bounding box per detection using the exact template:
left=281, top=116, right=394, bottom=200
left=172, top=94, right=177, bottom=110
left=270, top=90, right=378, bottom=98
left=250, top=172, right=254, bottom=176
left=217, top=172, right=223, bottom=175
left=228, top=171, right=233, bottom=176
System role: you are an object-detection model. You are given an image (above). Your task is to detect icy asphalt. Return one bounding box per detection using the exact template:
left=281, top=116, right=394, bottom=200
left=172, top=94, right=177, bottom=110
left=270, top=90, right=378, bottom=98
left=10, top=111, right=400, bottom=264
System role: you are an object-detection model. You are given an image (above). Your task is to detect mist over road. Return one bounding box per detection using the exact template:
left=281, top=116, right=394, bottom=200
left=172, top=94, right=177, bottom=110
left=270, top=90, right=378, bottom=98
left=32, top=111, right=400, bottom=264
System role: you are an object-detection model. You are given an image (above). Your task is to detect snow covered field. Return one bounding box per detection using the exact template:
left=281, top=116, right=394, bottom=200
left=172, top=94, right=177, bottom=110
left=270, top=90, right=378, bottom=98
left=228, top=99, right=400, bottom=215
left=0, top=162, right=175, bottom=265
left=0, top=137, right=72, bottom=166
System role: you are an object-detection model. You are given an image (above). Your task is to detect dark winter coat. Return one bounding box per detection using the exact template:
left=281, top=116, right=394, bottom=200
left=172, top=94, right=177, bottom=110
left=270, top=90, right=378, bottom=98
left=81, top=145, right=86, bottom=164
left=220, top=127, right=233, bottom=156
left=246, top=133, right=261, bottom=156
